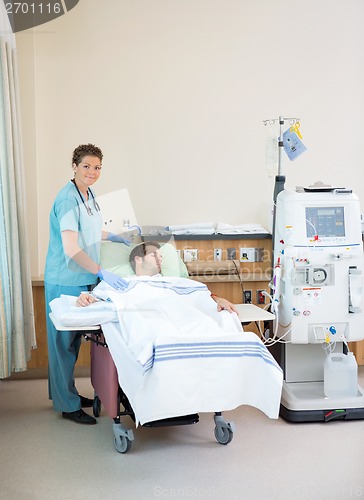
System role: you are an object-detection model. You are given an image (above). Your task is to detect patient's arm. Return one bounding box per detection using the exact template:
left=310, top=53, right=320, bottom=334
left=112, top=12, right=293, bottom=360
left=76, top=288, right=238, bottom=314
left=211, top=294, right=238, bottom=314
left=76, top=293, right=97, bottom=307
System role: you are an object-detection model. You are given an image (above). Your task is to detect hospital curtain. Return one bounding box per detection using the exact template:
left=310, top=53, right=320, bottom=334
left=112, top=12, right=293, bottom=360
left=0, top=18, right=36, bottom=377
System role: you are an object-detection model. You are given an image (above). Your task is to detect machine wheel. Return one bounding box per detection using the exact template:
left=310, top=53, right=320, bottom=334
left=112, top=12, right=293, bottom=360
left=113, top=435, right=132, bottom=454
left=214, top=425, right=233, bottom=445
left=93, top=395, right=101, bottom=417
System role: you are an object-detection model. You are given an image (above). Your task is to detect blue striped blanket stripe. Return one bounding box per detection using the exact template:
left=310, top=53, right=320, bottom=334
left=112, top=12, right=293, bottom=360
left=118, top=279, right=207, bottom=295
left=142, top=341, right=281, bottom=373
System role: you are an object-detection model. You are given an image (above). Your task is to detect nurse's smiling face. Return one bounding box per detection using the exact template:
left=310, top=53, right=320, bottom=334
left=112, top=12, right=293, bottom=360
left=73, top=155, right=102, bottom=195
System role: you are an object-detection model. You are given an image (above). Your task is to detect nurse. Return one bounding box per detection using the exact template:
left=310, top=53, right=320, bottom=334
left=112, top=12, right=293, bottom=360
left=44, top=143, right=128, bottom=425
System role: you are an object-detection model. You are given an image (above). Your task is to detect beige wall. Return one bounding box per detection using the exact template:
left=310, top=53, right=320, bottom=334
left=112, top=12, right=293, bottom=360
left=15, top=0, right=364, bottom=277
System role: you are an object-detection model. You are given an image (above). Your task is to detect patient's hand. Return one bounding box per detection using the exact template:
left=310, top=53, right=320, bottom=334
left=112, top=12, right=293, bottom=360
left=216, top=297, right=238, bottom=314
left=76, top=293, right=97, bottom=307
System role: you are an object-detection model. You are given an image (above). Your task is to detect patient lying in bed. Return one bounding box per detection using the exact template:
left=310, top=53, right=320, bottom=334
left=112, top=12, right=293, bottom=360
left=77, top=241, right=238, bottom=314
left=75, top=242, right=243, bottom=361
left=50, top=241, right=283, bottom=424
left=49, top=242, right=239, bottom=331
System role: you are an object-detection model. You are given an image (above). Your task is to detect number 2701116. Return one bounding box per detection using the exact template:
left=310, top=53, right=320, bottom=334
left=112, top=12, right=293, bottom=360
left=5, top=3, right=62, bottom=15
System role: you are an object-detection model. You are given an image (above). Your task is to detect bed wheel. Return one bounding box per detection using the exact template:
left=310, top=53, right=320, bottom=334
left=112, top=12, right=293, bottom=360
left=213, top=413, right=235, bottom=445
left=214, top=425, right=233, bottom=445
left=113, top=435, right=132, bottom=454
left=93, top=396, right=101, bottom=417
left=112, top=423, right=134, bottom=454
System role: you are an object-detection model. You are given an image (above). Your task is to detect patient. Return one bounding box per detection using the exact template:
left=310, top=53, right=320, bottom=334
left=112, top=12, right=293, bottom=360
left=76, top=241, right=238, bottom=314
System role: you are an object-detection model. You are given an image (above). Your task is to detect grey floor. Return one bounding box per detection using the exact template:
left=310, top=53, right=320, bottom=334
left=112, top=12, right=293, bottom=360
left=1, top=370, right=364, bottom=500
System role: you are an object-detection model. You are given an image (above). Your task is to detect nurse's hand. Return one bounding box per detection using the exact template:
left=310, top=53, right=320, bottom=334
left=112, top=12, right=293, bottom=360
left=96, top=268, right=128, bottom=290
left=106, top=232, right=132, bottom=246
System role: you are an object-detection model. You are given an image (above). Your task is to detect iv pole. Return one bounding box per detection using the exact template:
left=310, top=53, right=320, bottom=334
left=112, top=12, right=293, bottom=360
left=263, top=116, right=300, bottom=258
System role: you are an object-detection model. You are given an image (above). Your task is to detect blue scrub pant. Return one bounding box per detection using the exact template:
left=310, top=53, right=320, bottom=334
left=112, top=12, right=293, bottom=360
left=45, top=282, right=91, bottom=412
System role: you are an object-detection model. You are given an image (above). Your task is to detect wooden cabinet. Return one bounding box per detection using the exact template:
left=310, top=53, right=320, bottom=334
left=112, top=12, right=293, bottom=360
left=350, top=341, right=364, bottom=366
left=173, top=235, right=272, bottom=306
left=27, top=284, right=48, bottom=369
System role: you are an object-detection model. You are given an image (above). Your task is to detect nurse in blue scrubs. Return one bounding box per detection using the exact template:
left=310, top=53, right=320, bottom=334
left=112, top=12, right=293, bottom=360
left=44, top=143, right=128, bottom=425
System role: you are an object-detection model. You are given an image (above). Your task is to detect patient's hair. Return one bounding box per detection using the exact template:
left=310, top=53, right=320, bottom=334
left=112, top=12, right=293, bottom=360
left=72, top=144, right=103, bottom=165
left=129, top=242, right=161, bottom=272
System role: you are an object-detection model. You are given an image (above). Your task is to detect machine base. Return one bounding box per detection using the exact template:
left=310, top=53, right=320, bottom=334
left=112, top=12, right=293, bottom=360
left=280, top=381, right=364, bottom=422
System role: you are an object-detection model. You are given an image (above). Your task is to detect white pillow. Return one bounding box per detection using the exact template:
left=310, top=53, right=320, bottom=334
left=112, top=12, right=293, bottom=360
left=100, top=241, right=189, bottom=278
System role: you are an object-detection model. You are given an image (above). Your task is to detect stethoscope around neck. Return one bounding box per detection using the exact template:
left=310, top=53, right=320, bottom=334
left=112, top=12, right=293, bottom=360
left=71, top=178, right=101, bottom=216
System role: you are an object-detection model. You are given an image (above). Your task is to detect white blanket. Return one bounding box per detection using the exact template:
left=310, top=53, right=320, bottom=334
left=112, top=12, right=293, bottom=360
left=216, top=222, right=269, bottom=234
left=93, top=278, right=244, bottom=367
left=50, top=277, right=283, bottom=425
left=49, top=294, right=118, bottom=326
left=166, top=222, right=216, bottom=235
left=102, top=323, right=283, bottom=425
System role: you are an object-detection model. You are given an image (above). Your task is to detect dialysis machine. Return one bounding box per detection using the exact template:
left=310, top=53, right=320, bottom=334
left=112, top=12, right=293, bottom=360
left=272, top=184, right=364, bottom=422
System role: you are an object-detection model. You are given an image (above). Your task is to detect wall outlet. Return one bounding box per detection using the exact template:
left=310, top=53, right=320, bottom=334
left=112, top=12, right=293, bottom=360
left=240, top=247, right=263, bottom=262
left=243, top=290, right=252, bottom=304
left=183, top=249, right=199, bottom=262
left=227, top=247, right=236, bottom=260
left=213, top=248, right=222, bottom=261
left=257, top=289, right=266, bottom=304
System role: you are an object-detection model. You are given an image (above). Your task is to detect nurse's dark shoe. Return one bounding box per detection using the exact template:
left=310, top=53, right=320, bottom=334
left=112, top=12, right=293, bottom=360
left=62, top=409, right=97, bottom=425
left=79, top=395, right=93, bottom=408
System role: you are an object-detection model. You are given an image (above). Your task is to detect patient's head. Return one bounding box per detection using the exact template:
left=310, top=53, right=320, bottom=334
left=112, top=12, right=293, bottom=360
left=129, top=242, right=162, bottom=276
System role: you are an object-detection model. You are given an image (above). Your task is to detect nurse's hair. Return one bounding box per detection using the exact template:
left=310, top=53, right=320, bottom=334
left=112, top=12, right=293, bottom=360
left=72, top=144, right=103, bottom=165
left=129, top=242, right=161, bottom=272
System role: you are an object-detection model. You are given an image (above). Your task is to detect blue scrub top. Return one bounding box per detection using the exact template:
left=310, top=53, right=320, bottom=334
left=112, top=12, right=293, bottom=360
left=45, top=181, right=103, bottom=286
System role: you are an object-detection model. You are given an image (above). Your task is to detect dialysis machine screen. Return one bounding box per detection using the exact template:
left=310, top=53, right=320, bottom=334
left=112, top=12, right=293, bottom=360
left=305, top=206, right=345, bottom=238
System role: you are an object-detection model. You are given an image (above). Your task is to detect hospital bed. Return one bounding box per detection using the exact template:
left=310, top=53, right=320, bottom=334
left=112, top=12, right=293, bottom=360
left=50, top=242, right=282, bottom=454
